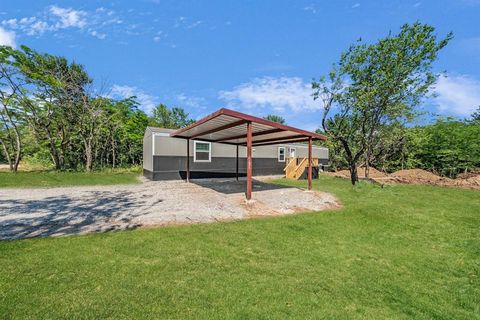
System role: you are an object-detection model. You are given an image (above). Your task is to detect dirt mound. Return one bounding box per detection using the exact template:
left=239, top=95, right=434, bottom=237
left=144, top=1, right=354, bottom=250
left=333, top=167, right=388, bottom=179
left=454, top=175, right=480, bottom=188
left=390, top=169, right=452, bottom=184
left=328, top=167, right=480, bottom=190
left=388, top=169, right=480, bottom=189
left=457, top=172, right=480, bottom=179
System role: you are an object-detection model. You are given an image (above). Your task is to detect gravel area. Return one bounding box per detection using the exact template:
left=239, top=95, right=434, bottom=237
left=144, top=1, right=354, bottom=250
left=0, top=178, right=339, bottom=240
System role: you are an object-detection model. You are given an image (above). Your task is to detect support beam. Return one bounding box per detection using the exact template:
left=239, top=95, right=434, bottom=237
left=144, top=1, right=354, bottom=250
left=236, top=145, right=239, bottom=181
left=249, top=138, right=311, bottom=147
left=246, top=122, right=252, bottom=200
left=184, top=137, right=239, bottom=146
left=308, top=137, right=312, bottom=190
left=186, top=138, right=190, bottom=182
left=189, top=119, right=248, bottom=139
left=241, top=134, right=306, bottom=146
left=215, top=128, right=284, bottom=143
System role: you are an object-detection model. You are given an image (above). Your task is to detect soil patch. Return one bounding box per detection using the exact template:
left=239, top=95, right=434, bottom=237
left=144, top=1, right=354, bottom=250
left=390, top=169, right=453, bottom=185
left=333, top=167, right=388, bottom=179
left=329, top=167, right=480, bottom=190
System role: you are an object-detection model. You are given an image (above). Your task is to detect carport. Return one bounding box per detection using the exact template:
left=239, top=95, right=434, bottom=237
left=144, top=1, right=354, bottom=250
left=170, top=108, right=327, bottom=200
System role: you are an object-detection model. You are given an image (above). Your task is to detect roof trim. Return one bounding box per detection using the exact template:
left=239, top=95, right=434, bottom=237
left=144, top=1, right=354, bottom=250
left=170, top=108, right=327, bottom=142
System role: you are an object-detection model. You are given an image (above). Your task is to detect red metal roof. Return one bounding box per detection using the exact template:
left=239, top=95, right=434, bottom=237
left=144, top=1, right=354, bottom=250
left=170, top=108, right=327, bottom=146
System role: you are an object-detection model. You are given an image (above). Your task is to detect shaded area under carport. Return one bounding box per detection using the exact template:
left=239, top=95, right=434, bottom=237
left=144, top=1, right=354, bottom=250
left=170, top=108, right=327, bottom=199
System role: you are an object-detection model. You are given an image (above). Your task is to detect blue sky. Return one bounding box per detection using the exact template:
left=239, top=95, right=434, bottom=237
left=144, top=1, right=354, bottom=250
left=1, top=0, right=479, bottom=129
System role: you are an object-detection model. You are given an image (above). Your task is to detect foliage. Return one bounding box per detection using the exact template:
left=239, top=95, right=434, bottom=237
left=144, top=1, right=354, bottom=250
left=0, top=45, right=192, bottom=172
left=0, top=176, right=478, bottom=318
left=149, top=104, right=194, bottom=129
left=471, top=106, right=480, bottom=122
left=263, top=114, right=286, bottom=124
left=313, top=22, right=452, bottom=184
left=404, top=118, right=480, bottom=176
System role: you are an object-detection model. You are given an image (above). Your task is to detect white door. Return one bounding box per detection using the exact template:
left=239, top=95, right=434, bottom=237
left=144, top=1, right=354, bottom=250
left=289, top=147, right=296, bottom=158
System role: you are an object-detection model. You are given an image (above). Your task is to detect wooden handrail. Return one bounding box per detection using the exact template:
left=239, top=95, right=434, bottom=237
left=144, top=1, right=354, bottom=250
left=284, top=157, right=320, bottom=180
left=283, top=157, right=296, bottom=172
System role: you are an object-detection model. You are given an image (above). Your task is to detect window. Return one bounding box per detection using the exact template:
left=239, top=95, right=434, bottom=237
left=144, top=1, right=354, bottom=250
left=278, top=146, right=286, bottom=162
left=288, top=147, right=296, bottom=158
left=194, top=141, right=211, bottom=162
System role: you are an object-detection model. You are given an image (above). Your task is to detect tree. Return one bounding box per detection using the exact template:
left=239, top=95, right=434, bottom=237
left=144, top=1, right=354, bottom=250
left=0, top=46, right=24, bottom=171
left=313, top=22, right=452, bottom=184
left=9, top=45, right=92, bottom=170
left=471, top=106, right=480, bottom=122
left=0, top=45, right=150, bottom=172
left=404, top=118, right=480, bottom=176
left=149, top=104, right=194, bottom=129
left=263, top=114, right=286, bottom=124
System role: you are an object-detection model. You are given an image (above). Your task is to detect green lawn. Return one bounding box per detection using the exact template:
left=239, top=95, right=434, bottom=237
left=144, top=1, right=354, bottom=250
left=0, top=176, right=479, bottom=319
left=0, top=171, right=140, bottom=188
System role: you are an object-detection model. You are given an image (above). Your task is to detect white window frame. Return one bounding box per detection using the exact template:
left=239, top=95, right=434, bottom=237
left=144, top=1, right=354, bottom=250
left=194, top=141, right=211, bottom=163
left=278, top=146, right=286, bottom=162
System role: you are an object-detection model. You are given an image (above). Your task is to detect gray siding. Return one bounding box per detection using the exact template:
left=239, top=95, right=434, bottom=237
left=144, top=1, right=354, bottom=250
left=151, top=135, right=328, bottom=159
left=143, top=128, right=329, bottom=181
left=143, top=131, right=153, bottom=172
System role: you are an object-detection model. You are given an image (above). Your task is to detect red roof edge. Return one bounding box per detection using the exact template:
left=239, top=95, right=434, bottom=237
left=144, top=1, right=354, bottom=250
left=170, top=108, right=327, bottom=141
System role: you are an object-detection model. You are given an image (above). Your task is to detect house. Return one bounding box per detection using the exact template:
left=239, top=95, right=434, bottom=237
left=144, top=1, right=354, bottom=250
left=143, top=127, right=329, bottom=181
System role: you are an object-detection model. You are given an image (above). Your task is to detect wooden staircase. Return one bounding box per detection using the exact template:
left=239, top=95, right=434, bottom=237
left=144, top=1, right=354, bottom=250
left=284, top=157, right=319, bottom=179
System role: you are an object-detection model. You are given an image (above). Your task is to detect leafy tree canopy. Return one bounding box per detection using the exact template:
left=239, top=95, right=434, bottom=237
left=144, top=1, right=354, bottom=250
left=263, top=114, right=286, bottom=124
left=313, top=22, right=452, bottom=184
left=149, top=104, right=194, bottom=129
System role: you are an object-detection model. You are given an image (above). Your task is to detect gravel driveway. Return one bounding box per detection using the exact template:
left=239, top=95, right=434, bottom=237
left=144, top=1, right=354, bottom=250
left=0, top=178, right=339, bottom=240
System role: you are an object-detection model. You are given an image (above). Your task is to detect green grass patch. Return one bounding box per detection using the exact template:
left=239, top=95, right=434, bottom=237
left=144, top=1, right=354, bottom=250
left=0, top=176, right=479, bottom=319
left=0, top=171, right=140, bottom=188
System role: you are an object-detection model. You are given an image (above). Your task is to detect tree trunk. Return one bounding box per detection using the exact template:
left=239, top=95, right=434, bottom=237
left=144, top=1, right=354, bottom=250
left=111, top=135, right=116, bottom=169
left=44, top=127, right=62, bottom=170
left=13, top=133, right=21, bottom=172
left=0, top=137, right=13, bottom=171
left=365, top=152, right=370, bottom=179
left=349, top=162, right=358, bottom=185
left=1, top=105, right=22, bottom=172
left=85, top=142, right=93, bottom=172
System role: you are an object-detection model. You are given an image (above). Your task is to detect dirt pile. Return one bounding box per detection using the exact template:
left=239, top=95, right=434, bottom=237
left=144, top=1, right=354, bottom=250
left=454, top=174, right=480, bottom=188
left=333, top=167, right=388, bottom=179
left=457, top=171, right=480, bottom=179
left=390, top=169, right=453, bottom=186
left=329, top=167, right=480, bottom=190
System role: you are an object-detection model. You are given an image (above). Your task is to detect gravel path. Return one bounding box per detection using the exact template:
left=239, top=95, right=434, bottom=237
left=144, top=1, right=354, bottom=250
left=0, top=178, right=339, bottom=240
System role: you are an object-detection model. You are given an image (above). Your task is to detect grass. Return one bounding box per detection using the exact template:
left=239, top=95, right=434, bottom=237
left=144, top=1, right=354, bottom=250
left=0, top=170, right=140, bottom=188
left=0, top=176, right=479, bottom=319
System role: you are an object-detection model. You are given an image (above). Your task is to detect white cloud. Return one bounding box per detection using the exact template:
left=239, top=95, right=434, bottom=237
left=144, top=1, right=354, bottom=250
left=352, top=3, right=360, bottom=8
left=187, top=20, right=202, bottom=29
left=49, top=5, right=87, bottom=29
left=153, top=30, right=165, bottom=42
left=90, top=30, right=106, bottom=39
left=110, top=85, right=159, bottom=114
left=433, top=74, right=480, bottom=116
left=174, top=16, right=203, bottom=30
left=176, top=93, right=207, bottom=109
left=1, top=5, right=120, bottom=39
left=303, top=5, right=318, bottom=14
left=0, top=27, right=15, bottom=47
left=219, top=77, right=320, bottom=113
